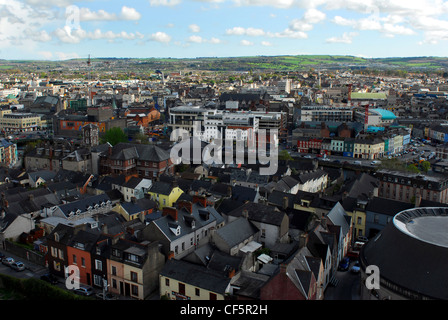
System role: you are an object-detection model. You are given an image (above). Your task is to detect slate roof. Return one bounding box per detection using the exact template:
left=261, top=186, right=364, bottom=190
left=160, top=258, right=232, bottom=294
left=108, top=143, right=170, bottom=162
left=365, top=197, right=414, bottom=216
left=326, top=202, right=351, bottom=237
left=227, top=202, right=286, bottom=226
left=57, top=194, right=111, bottom=217
left=148, top=181, right=175, bottom=196
left=214, top=217, right=259, bottom=249
left=152, top=202, right=223, bottom=242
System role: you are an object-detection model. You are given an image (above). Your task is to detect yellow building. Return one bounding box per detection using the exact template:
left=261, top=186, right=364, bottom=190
left=354, top=139, right=385, bottom=160
left=159, top=259, right=230, bottom=300
left=147, top=181, right=184, bottom=209
left=0, top=110, right=44, bottom=133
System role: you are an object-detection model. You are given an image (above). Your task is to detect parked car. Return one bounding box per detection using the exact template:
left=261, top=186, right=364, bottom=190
left=95, top=292, right=118, bottom=300
left=74, top=286, right=94, bottom=296
left=40, top=273, right=59, bottom=285
left=351, top=261, right=361, bottom=273
left=11, top=261, right=25, bottom=271
left=357, top=236, right=369, bottom=243
left=338, top=257, right=350, bottom=271
left=2, top=257, right=14, bottom=266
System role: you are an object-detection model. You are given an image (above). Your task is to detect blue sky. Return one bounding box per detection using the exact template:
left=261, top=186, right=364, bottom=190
left=1, top=0, right=448, bottom=60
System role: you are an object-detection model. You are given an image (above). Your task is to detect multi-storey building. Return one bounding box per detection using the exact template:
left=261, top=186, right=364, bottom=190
left=99, top=143, right=174, bottom=178
left=0, top=109, right=44, bottom=132
left=0, top=138, right=17, bottom=167
left=376, top=169, right=448, bottom=204
left=300, top=105, right=353, bottom=122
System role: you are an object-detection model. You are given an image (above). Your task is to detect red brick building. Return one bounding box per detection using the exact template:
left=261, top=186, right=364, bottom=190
left=100, top=143, right=174, bottom=179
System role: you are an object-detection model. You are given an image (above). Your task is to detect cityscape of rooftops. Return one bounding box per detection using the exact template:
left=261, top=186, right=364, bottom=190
left=0, top=0, right=448, bottom=310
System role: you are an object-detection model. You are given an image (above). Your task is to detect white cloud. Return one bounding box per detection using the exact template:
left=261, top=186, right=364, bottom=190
left=332, top=14, right=415, bottom=36
left=261, top=41, right=273, bottom=46
left=326, top=31, right=358, bottom=44
left=189, top=24, right=201, bottom=32
left=240, top=39, right=254, bottom=46
left=209, top=37, right=222, bottom=44
left=54, top=26, right=145, bottom=43
left=120, top=6, right=142, bottom=20
left=232, top=0, right=295, bottom=9
left=149, top=0, right=182, bottom=6
left=149, top=31, right=172, bottom=43
left=78, top=6, right=141, bottom=21
left=303, top=8, right=326, bottom=24
left=226, top=26, right=266, bottom=36
left=188, top=35, right=205, bottom=43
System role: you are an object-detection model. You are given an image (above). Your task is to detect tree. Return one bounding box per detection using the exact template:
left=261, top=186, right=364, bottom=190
left=420, top=161, right=431, bottom=173
left=278, top=150, right=293, bottom=161
left=101, top=127, right=128, bottom=146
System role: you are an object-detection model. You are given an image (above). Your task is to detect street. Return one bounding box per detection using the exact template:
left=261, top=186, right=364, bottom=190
left=324, top=261, right=361, bottom=300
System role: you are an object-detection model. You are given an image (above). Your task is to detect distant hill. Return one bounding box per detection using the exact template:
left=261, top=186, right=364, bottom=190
left=1, top=55, right=447, bottom=74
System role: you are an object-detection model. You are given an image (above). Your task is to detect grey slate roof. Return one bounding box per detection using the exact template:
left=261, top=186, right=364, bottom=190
left=152, top=202, right=223, bottom=242
left=57, top=194, right=111, bottom=217
left=326, top=202, right=351, bottom=237
left=214, top=217, right=259, bottom=249
left=227, top=202, right=286, bottom=226
left=160, top=258, right=232, bottom=294
left=109, top=143, right=170, bottom=162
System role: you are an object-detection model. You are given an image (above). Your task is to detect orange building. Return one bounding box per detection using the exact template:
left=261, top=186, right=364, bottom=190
left=127, top=108, right=160, bottom=128
left=66, top=230, right=100, bottom=287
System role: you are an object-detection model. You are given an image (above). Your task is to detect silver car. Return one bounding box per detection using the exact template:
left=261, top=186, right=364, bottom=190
left=11, top=261, right=25, bottom=271
left=2, top=257, right=14, bottom=267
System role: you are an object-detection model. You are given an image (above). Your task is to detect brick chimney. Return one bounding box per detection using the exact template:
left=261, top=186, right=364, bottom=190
left=167, top=251, right=175, bottom=260
left=193, top=195, right=207, bottom=208
left=178, top=200, right=193, bottom=214
left=163, top=207, right=178, bottom=221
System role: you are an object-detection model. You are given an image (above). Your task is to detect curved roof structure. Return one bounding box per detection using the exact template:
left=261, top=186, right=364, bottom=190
left=371, top=108, right=397, bottom=120
left=360, top=207, right=448, bottom=300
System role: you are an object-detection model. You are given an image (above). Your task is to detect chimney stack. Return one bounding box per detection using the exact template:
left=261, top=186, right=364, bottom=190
left=193, top=195, right=207, bottom=208
left=282, top=196, right=289, bottom=210
left=163, top=207, right=179, bottom=222
left=177, top=200, right=193, bottom=214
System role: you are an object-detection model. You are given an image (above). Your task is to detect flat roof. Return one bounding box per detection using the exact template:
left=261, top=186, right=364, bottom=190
left=394, top=207, right=448, bottom=248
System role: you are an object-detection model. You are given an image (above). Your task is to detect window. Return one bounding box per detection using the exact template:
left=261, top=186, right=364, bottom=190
left=95, top=259, right=103, bottom=271
left=209, top=293, right=217, bottom=300
left=357, top=217, right=362, bottom=225
left=131, top=284, right=139, bottom=296
left=131, top=271, right=138, bottom=282
left=111, top=266, right=117, bottom=276
left=165, top=278, right=170, bottom=287
left=179, top=283, right=186, bottom=295
left=73, top=254, right=77, bottom=264
left=195, top=288, right=200, bottom=296
left=81, top=257, right=85, bottom=267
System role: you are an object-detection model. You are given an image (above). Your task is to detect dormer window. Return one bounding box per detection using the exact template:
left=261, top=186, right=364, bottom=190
left=169, top=223, right=181, bottom=236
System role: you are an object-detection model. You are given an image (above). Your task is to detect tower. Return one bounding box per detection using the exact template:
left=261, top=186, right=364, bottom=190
left=82, top=124, right=99, bottom=147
